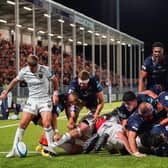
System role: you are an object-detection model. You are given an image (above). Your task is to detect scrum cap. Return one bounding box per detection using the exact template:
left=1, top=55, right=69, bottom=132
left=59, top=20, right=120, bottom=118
left=78, top=70, right=90, bottom=84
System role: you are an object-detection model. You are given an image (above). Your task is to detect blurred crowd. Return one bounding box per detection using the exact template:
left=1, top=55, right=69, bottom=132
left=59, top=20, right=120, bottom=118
left=0, top=38, right=138, bottom=88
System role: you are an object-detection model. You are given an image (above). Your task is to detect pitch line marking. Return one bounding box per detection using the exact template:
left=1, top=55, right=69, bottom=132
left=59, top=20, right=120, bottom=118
left=0, top=108, right=112, bottom=129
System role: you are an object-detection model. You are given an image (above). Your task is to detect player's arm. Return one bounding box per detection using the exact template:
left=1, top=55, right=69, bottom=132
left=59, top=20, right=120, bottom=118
left=51, top=75, right=59, bottom=105
left=138, top=70, right=148, bottom=92
left=94, top=91, right=104, bottom=119
left=128, top=130, right=146, bottom=157
left=160, top=117, right=168, bottom=126
left=117, top=131, right=132, bottom=154
left=67, top=111, right=76, bottom=130
left=67, top=93, right=79, bottom=130
left=1, top=77, right=19, bottom=99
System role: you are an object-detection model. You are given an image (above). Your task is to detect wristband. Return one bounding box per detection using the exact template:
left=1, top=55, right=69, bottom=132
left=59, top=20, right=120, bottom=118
left=53, top=90, right=59, bottom=96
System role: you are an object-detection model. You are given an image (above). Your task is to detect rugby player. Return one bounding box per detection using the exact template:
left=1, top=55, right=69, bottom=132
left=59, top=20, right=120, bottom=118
left=0, top=55, right=58, bottom=158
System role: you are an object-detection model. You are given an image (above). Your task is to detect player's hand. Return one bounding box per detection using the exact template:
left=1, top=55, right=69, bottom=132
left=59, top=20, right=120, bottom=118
left=132, top=151, right=147, bottom=157
left=53, top=132, right=61, bottom=141
left=93, top=113, right=99, bottom=121
left=67, top=120, right=76, bottom=130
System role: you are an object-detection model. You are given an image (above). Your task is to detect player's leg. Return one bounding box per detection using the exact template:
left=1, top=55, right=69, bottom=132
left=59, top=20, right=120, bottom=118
left=6, top=112, right=34, bottom=158
left=40, top=111, right=55, bottom=148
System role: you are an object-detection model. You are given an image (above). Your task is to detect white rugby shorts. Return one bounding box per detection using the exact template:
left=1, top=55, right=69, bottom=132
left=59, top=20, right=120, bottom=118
left=23, top=97, right=52, bottom=115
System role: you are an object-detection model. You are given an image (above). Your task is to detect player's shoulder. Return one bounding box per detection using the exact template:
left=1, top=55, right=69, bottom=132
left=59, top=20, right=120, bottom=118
left=19, top=66, right=29, bottom=73
left=39, top=64, right=50, bottom=71
left=70, top=78, right=78, bottom=85
left=144, top=56, right=153, bottom=64
left=68, top=78, right=78, bottom=90
left=127, top=112, right=143, bottom=131
left=90, top=76, right=102, bottom=87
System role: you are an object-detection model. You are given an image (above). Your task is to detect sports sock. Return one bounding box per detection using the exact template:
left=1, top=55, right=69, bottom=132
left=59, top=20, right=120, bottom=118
left=12, top=127, right=25, bottom=150
left=44, top=126, right=54, bottom=147
left=55, top=133, right=71, bottom=146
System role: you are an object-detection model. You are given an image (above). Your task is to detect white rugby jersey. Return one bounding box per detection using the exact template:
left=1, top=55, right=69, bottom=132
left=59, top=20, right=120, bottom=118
left=17, top=64, right=53, bottom=98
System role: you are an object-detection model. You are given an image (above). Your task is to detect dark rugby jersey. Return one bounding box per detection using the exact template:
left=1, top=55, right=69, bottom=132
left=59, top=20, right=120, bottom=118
left=141, top=56, right=168, bottom=91
left=126, top=111, right=153, bottom=133
left=68, top=76, right=103, bottom=108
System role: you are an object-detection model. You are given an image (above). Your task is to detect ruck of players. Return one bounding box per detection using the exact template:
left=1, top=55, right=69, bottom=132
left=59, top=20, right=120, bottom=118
left=1, top=42, right=168, bottom=158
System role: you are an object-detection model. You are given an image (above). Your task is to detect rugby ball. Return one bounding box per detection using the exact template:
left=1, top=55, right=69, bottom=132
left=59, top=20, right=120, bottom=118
left=15, top=141, right=28, bottom=158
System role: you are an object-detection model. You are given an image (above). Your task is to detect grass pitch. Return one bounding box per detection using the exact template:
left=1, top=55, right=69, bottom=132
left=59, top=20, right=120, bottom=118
left=0, top=102, right=168, bottom=168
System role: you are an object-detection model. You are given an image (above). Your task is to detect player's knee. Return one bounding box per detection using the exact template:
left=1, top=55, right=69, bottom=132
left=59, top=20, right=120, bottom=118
left=42, top=121, right=51, bottom=128
left=19, top=122, right=29, bottom=129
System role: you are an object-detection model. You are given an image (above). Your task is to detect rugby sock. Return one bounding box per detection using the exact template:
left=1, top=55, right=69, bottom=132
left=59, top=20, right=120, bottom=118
left=55, top=133, right=71, bottom=146
left=12, top=127, right=25, bottom=150
left=44, top=126, right=54, bottom=147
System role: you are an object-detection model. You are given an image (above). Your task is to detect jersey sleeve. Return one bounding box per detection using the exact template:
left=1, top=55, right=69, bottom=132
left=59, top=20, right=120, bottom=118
left=67, top=80, right=77, bottom=94
left=45, top=66, right=53, bottom=79
left=141, top=57, right=151, bottom=72
left=126, top=115, right=143, bottom=132
left=92, top=77, right=103, bottom=92
left=16, top=68, right=25, bottom=81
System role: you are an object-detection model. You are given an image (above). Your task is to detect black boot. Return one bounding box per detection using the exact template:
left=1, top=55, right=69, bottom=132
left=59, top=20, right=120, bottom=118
left=94, top=133, right=109, bottom=153
left=83, top=133, right=99, bottom=154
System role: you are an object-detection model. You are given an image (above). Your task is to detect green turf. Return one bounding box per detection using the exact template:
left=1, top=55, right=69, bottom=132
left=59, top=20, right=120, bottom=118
left=0, top=102, right=168, bottom=168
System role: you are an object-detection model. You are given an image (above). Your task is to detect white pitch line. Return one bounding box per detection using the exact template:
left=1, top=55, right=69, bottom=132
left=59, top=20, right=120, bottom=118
left=0, top=108, right=112, bottom=129
left=0, top=151, right=38, bottom=154
left=0, top=123, right=19, bottom=128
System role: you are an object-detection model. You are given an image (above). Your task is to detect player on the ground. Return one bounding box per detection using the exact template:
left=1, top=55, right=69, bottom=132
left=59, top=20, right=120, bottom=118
left=42, top=114, right=96, bottom=156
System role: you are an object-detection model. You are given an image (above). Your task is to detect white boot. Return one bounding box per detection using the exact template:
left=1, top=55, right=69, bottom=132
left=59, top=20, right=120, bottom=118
left=6, top=149, right=16, bottom=158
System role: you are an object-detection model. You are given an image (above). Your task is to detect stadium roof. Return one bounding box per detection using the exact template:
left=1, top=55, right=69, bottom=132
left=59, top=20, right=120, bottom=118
left=0, top=0, right=144, bottom=45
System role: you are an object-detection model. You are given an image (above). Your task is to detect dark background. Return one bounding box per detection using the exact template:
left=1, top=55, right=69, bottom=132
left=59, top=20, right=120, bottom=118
left=53, top=0, right=168, bottom=56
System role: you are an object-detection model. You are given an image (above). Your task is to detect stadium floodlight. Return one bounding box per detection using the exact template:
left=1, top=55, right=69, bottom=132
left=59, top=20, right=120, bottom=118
left=102, top=35, right=107, bottom=39
left=70, top=23, right=76, bottom=27
left=23, top=6, right=32, bottom=11
left=84, top=43, right=88, bottom=46
left=95, top=33, right=100, bottom=36
left=16, top=24, right=22, bottom=28
left=68, top=38, right=73, bottom=42
left=11, top=29, right=14, bottom=34
left=38, top=30, right=45, bottom=34
left=110, top=38, right=115, bottom=42
left=44, top=14, right=51, bottom=18
left=77, top=41, right=82, bottom=45
left=58, top=19, right=64, bottom=23
left=48, top=33, right=54, bottom=37
left=57, top=35, right=63, bottom=39
left=7, top=0, right=15, bottom=5
left=79, top=27, right=85, bottom=31
left=0, top=19, right=7, bottom=23
left=27, top=27, right=34, bottom=31
left=87, top=30, right=93, bottom=34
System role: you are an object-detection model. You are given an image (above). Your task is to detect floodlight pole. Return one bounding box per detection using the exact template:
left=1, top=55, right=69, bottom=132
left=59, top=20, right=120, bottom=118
left=116, top=0, right=120, bottom=30
left=15, top=0, right=20, bottom=97
left=32, top=5, right=36, bottom=55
